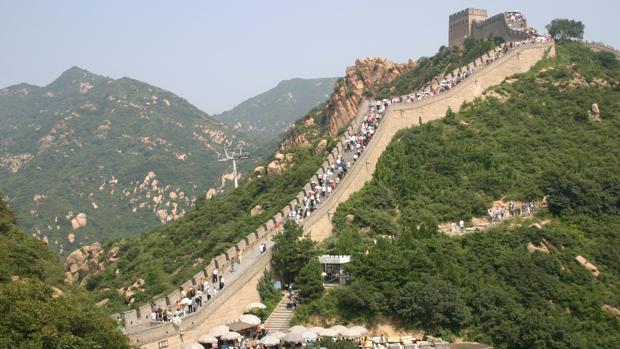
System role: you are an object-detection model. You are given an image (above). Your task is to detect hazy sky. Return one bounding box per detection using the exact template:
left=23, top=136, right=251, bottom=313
left=1, top=0, right=618, bottom=114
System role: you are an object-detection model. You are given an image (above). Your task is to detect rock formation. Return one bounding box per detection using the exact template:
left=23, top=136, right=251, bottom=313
left=588, top=103, right=601, bottom=121
left=324, top=57, right=416, bottom=136
left=282, top=57, right=415, bottom=148
left=64, top=242, right=119, bottom=285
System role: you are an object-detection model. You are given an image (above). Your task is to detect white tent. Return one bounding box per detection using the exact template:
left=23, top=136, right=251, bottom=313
left=208, top=325, right=230, bottom=337
left=349, top=326, right=368, bottom=335
left=302, top=330, right=318, bottom=341
left=342, top=327, right=365, bottom=338
left=329, top=325, right=347, bottom=334
left=318, top=328, right=339, bottom=337
left=289, top=325, right=307, bottom=333
left=270, top=331, right=287, bottom=339
left=239, top=314, right=261, bottom=326
left=283, top=332, right=305, bottom=344
left=259, top=335, right=280, bottom=347
left=308, top=327, right=324, bottom=334
left=220, top=331, right=242, bottom=341
left=245, top=302, right=267, bottom=312
left=198, top=334, right=218, bottom=344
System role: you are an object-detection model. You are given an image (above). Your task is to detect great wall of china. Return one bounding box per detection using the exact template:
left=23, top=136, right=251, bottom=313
left=115, top=40, right=556, bottom=349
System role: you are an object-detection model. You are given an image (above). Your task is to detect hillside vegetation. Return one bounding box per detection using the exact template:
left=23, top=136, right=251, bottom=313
left=213, top=77, right=338, bottom=143
left=87, top=147, right=323, bottom=312
left=0, top=67, right=256, bottom=253
left=379, top=38, right=498, bottom=98
left=0, top=194, right=130, bottom=348
left=292, top=44, right=620, bottom=349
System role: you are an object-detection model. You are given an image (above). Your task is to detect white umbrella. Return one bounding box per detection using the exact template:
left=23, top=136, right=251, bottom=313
left=245, top=302, right=267, bottom=312
left=180, top=297, right=192, bottom=305
left=182, top=343, right=204, bottom=349
left=302, top=330, right=318, bottom=341
left=309, top=327, right=324, bottom=334
left=270, top=331, right=287, bottom=339
left=208, top=325, right=230, bottom=337
left=239, top=314, right=261, bottom=326
left=259, top=335, right=281, bottom=347
left=329, top=325, right=347, bottom=334
left=283, top=332, right=304, bottom=344
left=171, top=315, right=182, bottom=326
left=342, top=327, right=364, bottom=338
left=198, top=335, right=218, bottom=344
left=349, top=326, right=368, bottom=335
left=318, top=328, right=339, bottom=337
left=289, top=325, right=307, bottom=333
left=220, top=331, right=242, bottom=341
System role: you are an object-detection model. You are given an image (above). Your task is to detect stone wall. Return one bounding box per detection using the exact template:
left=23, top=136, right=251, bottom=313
left=472, top=13, right=529, bottom=43
left=302, top=43, right=555, bottom=240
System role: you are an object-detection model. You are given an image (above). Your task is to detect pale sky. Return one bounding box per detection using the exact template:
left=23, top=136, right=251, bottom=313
left=1, top=0, right=618, bottom=114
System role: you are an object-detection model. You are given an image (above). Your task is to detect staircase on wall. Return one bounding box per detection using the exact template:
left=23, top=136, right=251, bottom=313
left=264, top=295, right=295, bottom=332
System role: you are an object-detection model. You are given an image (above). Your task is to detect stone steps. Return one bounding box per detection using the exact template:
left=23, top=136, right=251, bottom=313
left=264, top=297, right=294, bottom=332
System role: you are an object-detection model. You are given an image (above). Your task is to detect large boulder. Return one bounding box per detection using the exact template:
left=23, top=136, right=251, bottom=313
left=267, top=161, right=283, bottom=176
left=315, top=139, right=328, bottom=155
left=64, top=242, right=108, bottom=285
left=589, top=103, right=601, bottom=121
left=250, top=205, right=264, bottom=217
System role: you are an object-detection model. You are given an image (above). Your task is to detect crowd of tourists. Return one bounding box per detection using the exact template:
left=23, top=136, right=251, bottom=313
left=486, top=201, right=538, bottom=223
left=287, top=36, right=555, bottom=226
left=288, top=101, right=387, bottom=225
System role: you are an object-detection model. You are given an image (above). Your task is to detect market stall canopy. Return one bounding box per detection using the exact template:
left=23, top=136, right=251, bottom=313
left=228, top=321, right=255, bottom=332
left=220, top=331, right=242, bottom=341
left=329, top=325, right=347, bottom=334
left=270, top=331, right=287, bottom=339
left=302, top=330, right=318, bottom=341
left=342, top=327, right=365, bottom=338
left=309, top=327, right=325, bottom=334
left=318, top=328, right=339, bottom=337
left=283, top=332, right=305, bottom=343
left=350, top=326, right=368, bottom=335
left=289, top=325, right=307, bottom=333
left=245, top=302, right=267, bottom=312
left=198, top=335, right=219, bottom=344
left=239, top=314, right=262, bottom=326
left=208, top=325, right=230, bottom=337
left=259, top=335, right=281, bottom=347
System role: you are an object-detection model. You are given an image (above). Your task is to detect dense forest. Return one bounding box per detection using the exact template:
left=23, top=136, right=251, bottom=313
left=288, top=43, right=620, bottom=348
left=0, top=194, right=130, bottom=348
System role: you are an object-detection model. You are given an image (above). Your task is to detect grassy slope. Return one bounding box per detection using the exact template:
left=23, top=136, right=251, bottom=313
left=294, top=44, right=620, bottom=349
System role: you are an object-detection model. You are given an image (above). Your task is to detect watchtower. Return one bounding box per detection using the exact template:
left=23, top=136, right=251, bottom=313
left=449, top=8, right=488, bottom=47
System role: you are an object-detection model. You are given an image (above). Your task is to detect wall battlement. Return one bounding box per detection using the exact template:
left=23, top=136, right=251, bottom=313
left=449, top=8, right=530, bottom=47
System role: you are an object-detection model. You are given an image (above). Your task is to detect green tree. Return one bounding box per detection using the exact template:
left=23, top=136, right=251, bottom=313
left=295, top=258, right=324, bottom=301
left=271, top=222, right=317, bottom=283
left=397, top=276, right=471, bottom=331
left=546, top=19, right=585, bottom=41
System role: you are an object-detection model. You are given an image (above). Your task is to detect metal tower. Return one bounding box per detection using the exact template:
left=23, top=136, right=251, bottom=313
left=217, top=146, right=250, bottom=188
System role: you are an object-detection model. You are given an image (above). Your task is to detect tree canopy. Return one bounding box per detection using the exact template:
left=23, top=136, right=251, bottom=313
left=546, top=19, right=585, bottom=41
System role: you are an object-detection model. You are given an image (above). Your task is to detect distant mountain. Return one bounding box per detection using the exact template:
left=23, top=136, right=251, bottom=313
left=0, top=67, right=253, bottom=254
left=213, top=77, right=338, bottom=141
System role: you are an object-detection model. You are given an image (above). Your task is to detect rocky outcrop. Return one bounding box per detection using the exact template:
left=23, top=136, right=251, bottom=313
left=575, top=255, right=600, bottom=277
left=266, top=152, right=294, bottom=176
left=325, top=57, right=416, bottom=136
left=250, top=205, right=264, bottom=217
left=118, top=278, right=145, bottom=304
left=64, top=242, right=119, bottom=285
left=589, top=103, right=601, bottom=121
left=282, top=57, right=415, bottom=148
